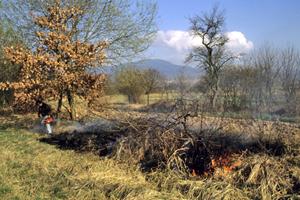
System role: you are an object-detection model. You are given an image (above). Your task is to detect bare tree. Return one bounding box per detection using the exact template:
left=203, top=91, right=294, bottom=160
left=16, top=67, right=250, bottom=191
left=219, top=64, right=262, bottom=112
left=279, top=46, right=300, bottom=114
left=219, top=66, right=243, bottom=111
left=160, top=77, right=173, bottom=101
left=176, top=68, right=191, bottom=101
left=142, top=69, right=163, bottom=105
left=237, top=66, right=260, bottom=111
left=186, top=6, right=234, bottom=110
left=251, top=45, right=281, bottom=112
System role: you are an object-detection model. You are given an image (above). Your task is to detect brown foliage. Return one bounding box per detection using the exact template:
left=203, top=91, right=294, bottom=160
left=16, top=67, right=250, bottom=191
left=0, top=0, right=107, bottom=114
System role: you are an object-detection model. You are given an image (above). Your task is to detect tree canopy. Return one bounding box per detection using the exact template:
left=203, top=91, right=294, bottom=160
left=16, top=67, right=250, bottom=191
left=0, top=0, right=107, bottom=118
left=0, top=0, right=157, bottom=65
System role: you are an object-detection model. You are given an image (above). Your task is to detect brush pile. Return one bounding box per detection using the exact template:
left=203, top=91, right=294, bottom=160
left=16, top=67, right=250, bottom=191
left=41, top=100, right=300, bottom=199
left=113, top=114, right=288, bottom=175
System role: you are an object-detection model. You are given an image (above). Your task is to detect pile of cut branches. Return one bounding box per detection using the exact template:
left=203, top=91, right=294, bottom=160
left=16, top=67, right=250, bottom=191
left=113, top=111, right=287, bottom=176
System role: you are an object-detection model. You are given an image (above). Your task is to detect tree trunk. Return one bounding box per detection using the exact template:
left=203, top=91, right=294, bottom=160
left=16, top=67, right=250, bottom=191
left=128, top=95, right=131, bottom=104
left=132, top=95, right=139, bottom=104
left=67, top=90, right=76, bottom=120
left=147, top=93, right=150, bottom=105
left=212, top=89, right=218, bottom=110
left=128, top=94, right=140, bottom=104
left=208, top=78, right=219, bottom=111
left=56, top=92, right=63, bottom=118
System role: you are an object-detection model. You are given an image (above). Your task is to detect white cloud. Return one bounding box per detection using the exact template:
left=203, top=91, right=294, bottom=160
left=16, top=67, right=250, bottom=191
left=225, top=31, right=254, bottom=54
left=153, top=30, right=253, bottom=55
left=155, top=30, right=202, bottom=52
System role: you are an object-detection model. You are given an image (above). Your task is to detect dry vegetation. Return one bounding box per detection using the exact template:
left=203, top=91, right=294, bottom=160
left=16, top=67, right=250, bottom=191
left=0, top=126, right=179, bottom=199
left=1, top=99, right=296, bottom=200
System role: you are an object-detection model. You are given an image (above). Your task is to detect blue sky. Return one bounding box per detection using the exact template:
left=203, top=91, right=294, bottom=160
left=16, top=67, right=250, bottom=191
left=146, top=0, right=300, bottom=65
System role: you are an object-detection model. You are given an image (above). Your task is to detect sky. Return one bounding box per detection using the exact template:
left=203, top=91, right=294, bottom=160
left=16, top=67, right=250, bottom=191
left=146, top=0, right=300, bottom=65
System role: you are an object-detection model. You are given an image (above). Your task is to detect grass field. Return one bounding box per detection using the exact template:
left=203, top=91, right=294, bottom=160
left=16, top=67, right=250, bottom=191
left=0, top=116, right=182, bottom=200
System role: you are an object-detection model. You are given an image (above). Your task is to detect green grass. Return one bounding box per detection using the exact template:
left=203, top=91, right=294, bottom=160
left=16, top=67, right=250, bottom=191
left=0, top=126, right=181, bottom=200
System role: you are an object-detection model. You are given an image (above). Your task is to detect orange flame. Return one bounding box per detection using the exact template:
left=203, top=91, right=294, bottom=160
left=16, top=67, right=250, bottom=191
left=191, top=169, right=197, bottom=177
left=190, top=154, right=242, bottom=177
left=211, top=155, right=242, bottom=176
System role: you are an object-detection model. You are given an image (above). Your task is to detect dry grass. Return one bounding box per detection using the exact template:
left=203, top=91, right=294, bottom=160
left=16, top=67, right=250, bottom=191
left=98, top=107, right=300, bottom=198
left=0, top=123, right=182, bottom=199
left=0, top=110, right=299, bottom=200
left=98, top=93, right=179, bottom=108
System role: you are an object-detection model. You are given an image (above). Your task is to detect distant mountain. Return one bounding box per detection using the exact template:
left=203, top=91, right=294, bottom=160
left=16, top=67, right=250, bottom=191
left=94, top=59, right=201, bottom=79
left=130, top=59, right=200, bottom=79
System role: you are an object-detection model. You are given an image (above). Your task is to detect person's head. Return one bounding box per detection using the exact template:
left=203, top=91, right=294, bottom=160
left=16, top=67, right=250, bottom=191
left=35, top=97, right=43, bottom=106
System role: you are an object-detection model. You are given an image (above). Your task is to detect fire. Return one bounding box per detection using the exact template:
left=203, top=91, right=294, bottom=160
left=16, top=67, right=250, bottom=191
left=190, top=154, right=242, bottom=177
left=211, top=155, right=242, bottom=176
left=191, top=169, right=197, bottom=177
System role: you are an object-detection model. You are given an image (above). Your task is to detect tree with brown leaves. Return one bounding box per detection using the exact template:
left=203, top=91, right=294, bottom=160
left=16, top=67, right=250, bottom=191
left=0, top=0, right=107, bottom=119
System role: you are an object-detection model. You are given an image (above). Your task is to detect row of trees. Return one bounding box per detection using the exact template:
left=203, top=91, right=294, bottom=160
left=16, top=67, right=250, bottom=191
left=183, top=6, right=300, bottom=116
left=217, top=46, right=300, bottom=115
left=111, top=49, right=299, bottom=116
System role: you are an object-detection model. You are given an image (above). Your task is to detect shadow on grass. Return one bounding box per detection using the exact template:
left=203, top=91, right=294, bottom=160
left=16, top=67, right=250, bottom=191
left=39, top=128, right=127, bottom=156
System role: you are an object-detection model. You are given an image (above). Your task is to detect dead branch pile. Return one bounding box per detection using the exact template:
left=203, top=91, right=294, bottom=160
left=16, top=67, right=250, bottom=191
left=112, top=112, right=288, bottom=176
left=42, top=99, right=293, bottom=178
left=40, top=105, right=300, bottom=199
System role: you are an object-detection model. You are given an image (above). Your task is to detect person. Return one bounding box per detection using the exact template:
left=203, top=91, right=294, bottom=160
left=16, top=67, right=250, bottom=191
left=36, top=99, right=53, bottom=134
